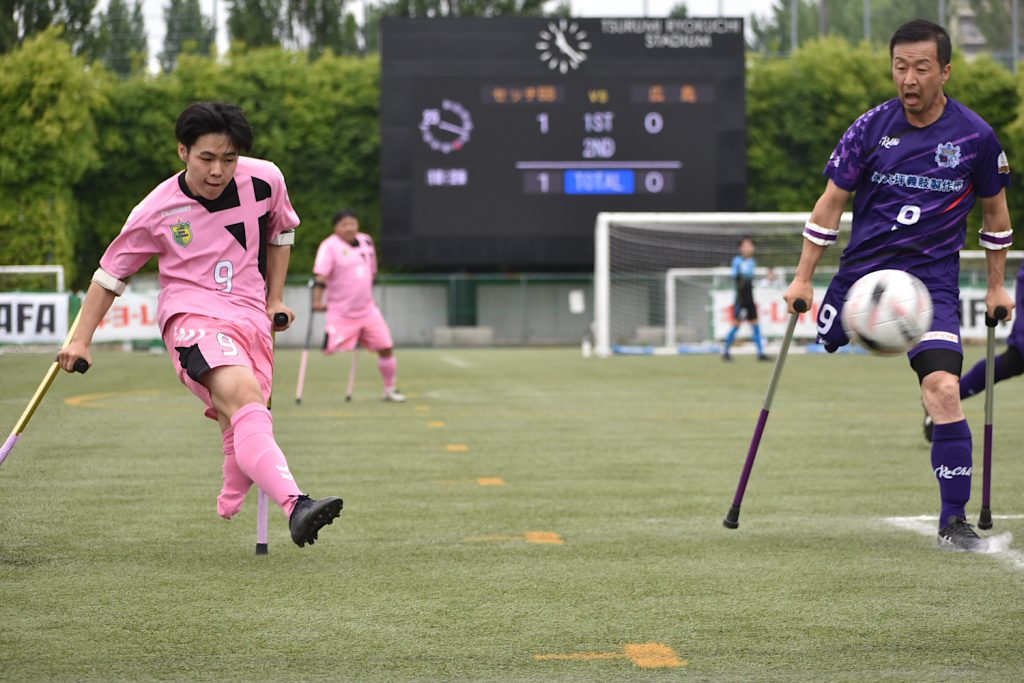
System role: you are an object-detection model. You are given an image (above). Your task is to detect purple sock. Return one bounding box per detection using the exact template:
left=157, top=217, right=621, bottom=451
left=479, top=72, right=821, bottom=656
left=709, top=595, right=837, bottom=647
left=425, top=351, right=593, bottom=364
left=931, top=419, right=972, bottom=529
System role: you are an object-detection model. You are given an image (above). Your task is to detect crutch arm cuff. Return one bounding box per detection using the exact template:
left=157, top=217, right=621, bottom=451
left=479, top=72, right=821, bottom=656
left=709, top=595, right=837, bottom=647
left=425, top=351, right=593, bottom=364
left=92, top=268, right=127, bottom=296
left=803, top=221, right=839, bottom=247
left=979, top=228, right=1012, bottom=250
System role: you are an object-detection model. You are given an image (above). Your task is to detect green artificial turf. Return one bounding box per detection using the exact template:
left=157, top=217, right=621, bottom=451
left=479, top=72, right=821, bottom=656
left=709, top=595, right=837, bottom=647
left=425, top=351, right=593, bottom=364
left=2, top=346, right=1023, bottom=681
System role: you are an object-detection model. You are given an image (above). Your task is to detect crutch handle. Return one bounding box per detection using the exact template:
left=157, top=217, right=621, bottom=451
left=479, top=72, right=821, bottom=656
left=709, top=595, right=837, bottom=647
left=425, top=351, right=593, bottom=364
left=73, top=359, right=90, bottom=374
left=273, top=312, right=289, bottom=328
left=793, top=298, right=809, bottom=313
left=986, top=306, right=1009, bottom=327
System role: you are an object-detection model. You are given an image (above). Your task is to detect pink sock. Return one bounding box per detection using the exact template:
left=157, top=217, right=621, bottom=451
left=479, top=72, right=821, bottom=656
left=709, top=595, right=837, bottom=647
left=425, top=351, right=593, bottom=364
left=231, top=403, right=303, bottom=517
left=217, top=426, right=253, bottom=519
left=378, top=355, right=397, bottom=390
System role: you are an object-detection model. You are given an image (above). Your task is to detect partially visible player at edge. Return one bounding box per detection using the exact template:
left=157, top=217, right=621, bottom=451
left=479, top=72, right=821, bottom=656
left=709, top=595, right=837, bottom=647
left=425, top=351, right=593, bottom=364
left=312, top=209, right=406, bottom=402
left=782, top=20, right=1014, bottom=552
left=722, top=236, right=769, bottom=362
left=57, top=102, right=343, bottom=548
left=922, top=259, right=1024, bottom=442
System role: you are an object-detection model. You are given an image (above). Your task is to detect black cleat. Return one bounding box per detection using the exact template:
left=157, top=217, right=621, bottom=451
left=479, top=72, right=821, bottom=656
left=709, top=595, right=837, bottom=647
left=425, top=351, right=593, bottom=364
left=937, top=516, right=987, bottom=552
left=289, top=495, right=343, bottom=547
left=757, top=354, right=772, bottom=362
left=722, top=352, right=733, bottom=362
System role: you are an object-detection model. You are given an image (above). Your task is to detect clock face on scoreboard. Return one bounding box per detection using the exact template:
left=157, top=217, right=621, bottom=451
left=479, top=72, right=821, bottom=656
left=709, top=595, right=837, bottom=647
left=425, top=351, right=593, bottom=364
left=380, top=17, right=746, bottom=269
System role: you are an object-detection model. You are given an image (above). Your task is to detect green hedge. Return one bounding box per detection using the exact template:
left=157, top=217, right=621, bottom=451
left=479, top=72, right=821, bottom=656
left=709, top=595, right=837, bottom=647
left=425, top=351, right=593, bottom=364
left=1, top=31, right=1021, bottom=288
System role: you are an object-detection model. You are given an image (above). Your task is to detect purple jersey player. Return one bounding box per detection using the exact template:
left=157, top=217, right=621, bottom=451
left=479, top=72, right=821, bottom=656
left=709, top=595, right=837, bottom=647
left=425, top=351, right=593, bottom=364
left=783, top=20, right=1015, bottom=552
left=57, top=102, right=343, bottom=548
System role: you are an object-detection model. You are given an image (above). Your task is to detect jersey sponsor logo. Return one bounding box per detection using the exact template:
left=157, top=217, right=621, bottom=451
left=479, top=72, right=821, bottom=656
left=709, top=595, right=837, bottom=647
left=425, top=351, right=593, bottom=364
left=869, top=172, right=964, bottom=193
left=879, top=135, right=900, bottom=149
left=998, top=150, right=1010, bottom=174
left=921, top=330, right=959, bottom=344
left=171, top=220, right=193, bottom=248
left=934, top=464, right=972, bottom=479
left=935, top=142, right=962, bottom=169
left=161, top=205, right=192, bottom=217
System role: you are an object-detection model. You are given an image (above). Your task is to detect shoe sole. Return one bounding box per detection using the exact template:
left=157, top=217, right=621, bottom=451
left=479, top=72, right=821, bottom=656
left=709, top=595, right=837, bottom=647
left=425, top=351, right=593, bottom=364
left=294, top=497, right=344, bottom=547
left=936, top=536, right=988, bottom=553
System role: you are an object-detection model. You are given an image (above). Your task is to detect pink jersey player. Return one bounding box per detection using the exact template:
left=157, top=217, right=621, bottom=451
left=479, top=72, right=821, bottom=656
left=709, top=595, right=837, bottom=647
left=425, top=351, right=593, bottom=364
left=57, top=102, right=342, bottom=548
left=312, top=209, right=405, bottom=402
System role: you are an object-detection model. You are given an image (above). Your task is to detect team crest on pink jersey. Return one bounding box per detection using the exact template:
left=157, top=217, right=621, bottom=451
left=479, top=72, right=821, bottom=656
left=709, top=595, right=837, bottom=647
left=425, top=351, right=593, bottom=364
left=171, top=220, right=192, bottom=247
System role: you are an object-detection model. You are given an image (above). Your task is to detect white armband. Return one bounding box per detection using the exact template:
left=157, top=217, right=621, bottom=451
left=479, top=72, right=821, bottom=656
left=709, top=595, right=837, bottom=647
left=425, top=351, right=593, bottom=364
left=269, top=230, right=295, bottom=246
left=979, top=228, right=1013, bottom=251
left=91, top=268, right=127, bottom=296
left=803, top=221, right=839, bottom=247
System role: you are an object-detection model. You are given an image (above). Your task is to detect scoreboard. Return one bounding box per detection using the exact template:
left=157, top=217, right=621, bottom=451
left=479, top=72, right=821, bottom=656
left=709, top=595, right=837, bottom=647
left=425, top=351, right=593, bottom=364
left=380, top=17, right=745, bottom=269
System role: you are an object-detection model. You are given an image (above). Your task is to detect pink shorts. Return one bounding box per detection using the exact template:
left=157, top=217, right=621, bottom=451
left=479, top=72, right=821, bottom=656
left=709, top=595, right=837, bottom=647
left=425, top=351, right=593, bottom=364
left=163, top=312, right=274, bottom=420
left=323, top=308, right=394, bottom=354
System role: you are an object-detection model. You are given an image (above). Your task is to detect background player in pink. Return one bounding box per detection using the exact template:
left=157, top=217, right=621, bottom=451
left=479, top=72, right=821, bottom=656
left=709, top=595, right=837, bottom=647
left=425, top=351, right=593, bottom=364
left=57, top=102, right=342, bottom=548
left=313, top=208, right=406, bottom=402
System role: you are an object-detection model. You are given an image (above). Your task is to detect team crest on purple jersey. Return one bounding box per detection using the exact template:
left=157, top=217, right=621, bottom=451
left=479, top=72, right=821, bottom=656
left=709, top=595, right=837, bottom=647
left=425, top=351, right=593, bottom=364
left=935, top=142, right=961, bottom=168
left=171, top=220, right=192, bottom=247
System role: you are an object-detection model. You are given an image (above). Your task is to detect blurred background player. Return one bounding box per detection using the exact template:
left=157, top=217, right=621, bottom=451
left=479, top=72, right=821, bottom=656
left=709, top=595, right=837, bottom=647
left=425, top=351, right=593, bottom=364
left=57, top=101, right=343, bottom=548
left=722, top=235, right=769, bottom=362
left=923, top=260, right=1024, bottom=441
left=782, top=20, right=1014, bottom=552
left=313, top=208, right=406, bottom=402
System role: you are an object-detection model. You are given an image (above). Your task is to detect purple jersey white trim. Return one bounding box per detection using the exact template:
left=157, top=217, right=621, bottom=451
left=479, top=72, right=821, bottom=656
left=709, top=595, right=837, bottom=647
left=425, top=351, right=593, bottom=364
left=825, top=97, right=1011, bottom=286
left=99, top=157, right=300, bottom=333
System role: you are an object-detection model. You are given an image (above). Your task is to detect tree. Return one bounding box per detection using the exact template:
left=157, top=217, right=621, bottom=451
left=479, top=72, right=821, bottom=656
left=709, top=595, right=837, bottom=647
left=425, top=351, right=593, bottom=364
left=0, top=29, right=104, bottom=283
left=159, top=0, right=216, bottom=72
left=90, top=0, right=148, bottom=77
left=289, top=0, right=347, bottom=58
left=668, top=2, right=687, bottom=19
left=227, top=0, right=287, bottom=49
left=0, top=0, right=98, bottom=55
left=373, top=0, right=548, bottom=19
left=748, top=0, right=945, bottom=55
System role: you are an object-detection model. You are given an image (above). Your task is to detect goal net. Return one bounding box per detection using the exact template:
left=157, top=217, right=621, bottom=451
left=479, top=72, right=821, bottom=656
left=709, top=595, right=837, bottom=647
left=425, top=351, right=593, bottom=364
left=593, top=212, right=853, bottom=357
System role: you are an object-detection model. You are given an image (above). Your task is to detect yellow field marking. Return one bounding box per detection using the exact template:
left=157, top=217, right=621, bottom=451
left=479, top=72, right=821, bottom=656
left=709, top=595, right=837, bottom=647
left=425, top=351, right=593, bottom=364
left=446, top=443, right=469, bottom=453
left=414, top=405, right=429, bottom=413
left=534, top=643, right=687, bottom=669
left=464, top=531, right=563, bottom=544
left=65, top=390, right=162, bottom=408
left=427, top=420, right=446, bottom=428
left=476, top=477, right=505, bottom=486
left=524, top=531, right=564, bottom=544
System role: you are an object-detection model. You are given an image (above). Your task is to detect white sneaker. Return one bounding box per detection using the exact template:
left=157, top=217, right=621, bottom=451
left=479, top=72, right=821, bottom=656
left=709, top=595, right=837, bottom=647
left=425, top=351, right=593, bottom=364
left=382, top=388, right=406, bottom=402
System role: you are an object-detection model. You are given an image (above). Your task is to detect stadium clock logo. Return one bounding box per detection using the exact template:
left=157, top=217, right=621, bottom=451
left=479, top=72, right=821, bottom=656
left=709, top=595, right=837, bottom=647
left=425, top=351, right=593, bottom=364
left=536, top=19, right=591, bottom=74
left=419, top=99, right=473, bottom=154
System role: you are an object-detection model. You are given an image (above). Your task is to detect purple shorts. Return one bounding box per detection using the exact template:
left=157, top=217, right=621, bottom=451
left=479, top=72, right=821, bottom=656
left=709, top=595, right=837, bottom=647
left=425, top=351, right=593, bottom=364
left=1006, top=268, right=1024, bottom=351
left=816, top=272, right=962, bottom=360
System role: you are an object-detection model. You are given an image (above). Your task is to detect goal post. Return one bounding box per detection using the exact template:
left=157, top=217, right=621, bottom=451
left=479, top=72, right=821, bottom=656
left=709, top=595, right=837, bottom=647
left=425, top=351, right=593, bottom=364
left=593, top=212, right=853, bottom=357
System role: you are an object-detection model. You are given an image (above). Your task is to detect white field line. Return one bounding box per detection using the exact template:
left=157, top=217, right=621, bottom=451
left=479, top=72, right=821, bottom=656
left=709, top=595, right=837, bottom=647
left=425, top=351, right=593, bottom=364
left=441, top=355, right=472, bottom=368
left=885, top=515, right=1024, bottom=572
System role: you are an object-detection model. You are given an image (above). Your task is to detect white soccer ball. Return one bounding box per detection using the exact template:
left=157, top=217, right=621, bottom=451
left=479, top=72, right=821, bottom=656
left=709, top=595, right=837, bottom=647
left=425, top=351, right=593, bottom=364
left=841, top=269, right=933, bottom=356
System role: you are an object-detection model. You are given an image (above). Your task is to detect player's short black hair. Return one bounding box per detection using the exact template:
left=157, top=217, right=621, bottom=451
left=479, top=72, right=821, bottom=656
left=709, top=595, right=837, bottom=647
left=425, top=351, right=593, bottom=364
left=333, top=208, right=358, bottom=225
left=890, top=19, right=952, bottom=67
left=175, top=102, right=254, bottom=153
left=738, top=235, right=755, bottom=246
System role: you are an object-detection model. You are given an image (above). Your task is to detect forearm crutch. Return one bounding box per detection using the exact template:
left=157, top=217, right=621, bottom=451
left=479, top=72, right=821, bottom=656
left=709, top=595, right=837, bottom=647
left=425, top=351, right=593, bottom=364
left=978, top=305, right=1009, bottom=530
left=723, top=299, right=808, bottom=529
